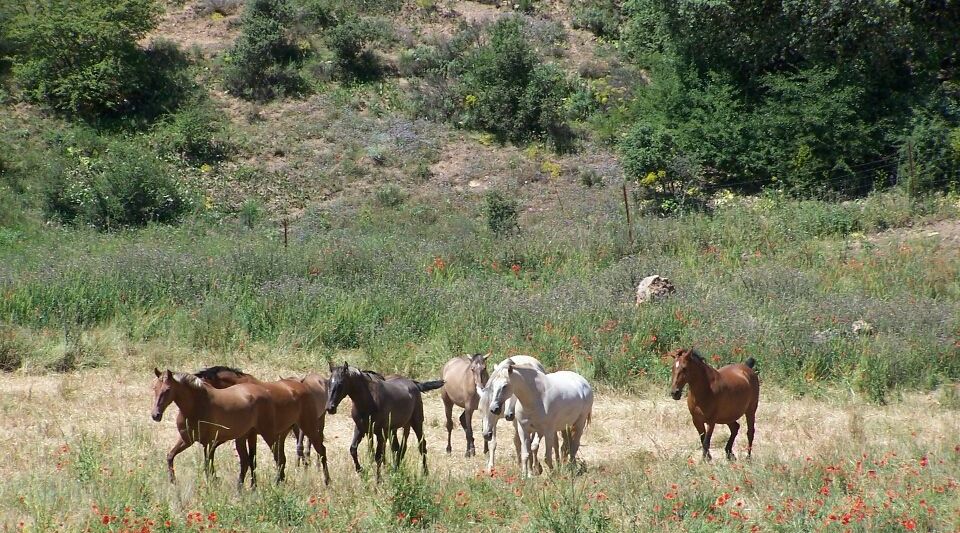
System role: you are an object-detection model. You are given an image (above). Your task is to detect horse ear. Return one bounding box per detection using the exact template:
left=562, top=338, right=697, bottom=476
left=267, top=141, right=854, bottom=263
left=154, top=367, right=161, bottom=377
left=507, top=360, right=515, bottom=374
left=482, top=353, right=489, bottom=361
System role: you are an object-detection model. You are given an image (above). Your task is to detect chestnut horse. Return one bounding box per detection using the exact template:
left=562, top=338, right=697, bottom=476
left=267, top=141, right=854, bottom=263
left=152, top=368, right=330, bottom=487
left=194, top=366, right=328, bottom=471
left=440, top=353, right=489, bottom=457
left=668, top=349, right=759, bottom=460
left=325, top=362, right=444, bottom=481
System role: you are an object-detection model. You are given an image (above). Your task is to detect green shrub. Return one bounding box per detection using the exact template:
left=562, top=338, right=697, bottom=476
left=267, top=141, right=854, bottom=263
left=571, top=0, right=623, bottom=38
left=483, top=190, right=520, bottom=235
left=325, top=16, right=387, bottom=80
left=152, top=101, right=233, bottom=164
left=900, top=103, right=960, bottom=196
left=375, top=184, right=406, bottom=208
left=9, top=0, right=191, bottom=122
left=398, top=45, right=443, bottom=78
left=238, top=199, right=263, bottom=229
left=223, top=0, right=305, bottom=101
left=458, top=17, right=573, bottom=148
left=47, top=140, right=193, bottom=229
left=622, top=124, right=706, bottom=214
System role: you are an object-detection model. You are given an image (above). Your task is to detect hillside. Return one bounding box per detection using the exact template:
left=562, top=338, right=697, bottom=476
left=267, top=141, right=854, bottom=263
left=1, top=1, right=959, bottom=531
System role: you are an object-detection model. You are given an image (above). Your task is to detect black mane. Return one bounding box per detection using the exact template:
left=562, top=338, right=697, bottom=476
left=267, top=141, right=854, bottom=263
left=194, top=365, right=247, bottom=380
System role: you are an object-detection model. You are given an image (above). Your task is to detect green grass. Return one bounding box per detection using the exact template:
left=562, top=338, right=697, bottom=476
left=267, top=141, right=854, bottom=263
left=1, top=188, right=958, bottom=403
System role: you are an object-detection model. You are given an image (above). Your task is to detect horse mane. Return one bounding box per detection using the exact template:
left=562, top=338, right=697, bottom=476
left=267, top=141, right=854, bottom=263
left=173, top=373, right=204, bottom=389
left=688, top=349, right=705, bottom=363
left=361, top=369, right=386, bottom=381
left=194, top=365, right=246, bottom=380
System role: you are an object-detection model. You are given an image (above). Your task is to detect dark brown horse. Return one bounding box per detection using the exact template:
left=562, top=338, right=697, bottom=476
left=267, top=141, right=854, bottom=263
left=324, top=362, right=444, bottom=481
left=668, top=348, right=759, bottom=460
left=193, top=366, right=328, bottom=472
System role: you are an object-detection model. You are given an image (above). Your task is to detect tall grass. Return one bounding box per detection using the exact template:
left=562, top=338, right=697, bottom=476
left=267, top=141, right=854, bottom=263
left=1, top=189, right=958, bottom=401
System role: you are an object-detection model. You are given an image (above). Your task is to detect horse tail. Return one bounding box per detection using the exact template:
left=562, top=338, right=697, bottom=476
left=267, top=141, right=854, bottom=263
left=745, top=357, right=757, bottom=369
left=415, top=379, right=445, bottom=393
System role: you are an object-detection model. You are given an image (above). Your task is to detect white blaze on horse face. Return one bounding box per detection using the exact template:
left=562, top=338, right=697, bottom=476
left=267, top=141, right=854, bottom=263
left=675, top=360, right=680, bottom=368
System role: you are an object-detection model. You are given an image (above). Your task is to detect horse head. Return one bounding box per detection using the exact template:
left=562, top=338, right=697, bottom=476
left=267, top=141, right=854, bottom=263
left=669, top=348, right=701, bottom=400
left=468, top=353, right=490, bottom=389
left=151, top=368, right=175, bottom=422
left=485, top=359, right=515, bottom=417
left=325, top=361, right=352, bottom=415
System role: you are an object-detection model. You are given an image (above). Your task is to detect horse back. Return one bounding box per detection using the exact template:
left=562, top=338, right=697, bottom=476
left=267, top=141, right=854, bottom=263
left=441, top=357, right=478, bottom=407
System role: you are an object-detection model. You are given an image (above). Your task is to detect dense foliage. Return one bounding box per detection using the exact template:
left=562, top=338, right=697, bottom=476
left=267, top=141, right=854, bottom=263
left=620, top=0, right=960, bottom=205
left=223, top=0, right=305, bottom=101
left=8, top=0, right=191, bottom=123
left=458, top=17, right=573, bottom=148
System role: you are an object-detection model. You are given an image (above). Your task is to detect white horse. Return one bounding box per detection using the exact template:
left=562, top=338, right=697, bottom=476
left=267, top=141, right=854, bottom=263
left=477, top=356, right=557, bottom=473
left=484, top=358, right=593, bottom=477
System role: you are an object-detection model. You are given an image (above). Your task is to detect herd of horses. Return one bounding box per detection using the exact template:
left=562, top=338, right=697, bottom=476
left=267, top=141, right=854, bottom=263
left=150, top=348, right=760, bottom=487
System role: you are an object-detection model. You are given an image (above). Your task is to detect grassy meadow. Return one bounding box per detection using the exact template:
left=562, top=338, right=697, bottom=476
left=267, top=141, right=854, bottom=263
left=1, top=0, right=959, bottom=530
left=2, top=186, right=960, bottom=531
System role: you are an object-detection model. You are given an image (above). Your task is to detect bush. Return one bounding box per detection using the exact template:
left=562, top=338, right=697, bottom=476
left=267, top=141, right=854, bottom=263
left=325, top=16, right=386, bottom=80
left=47, top=140, right=193, bottom=229
left=152, top=101, right=233, bottom=164
left=9, top=0, right=191, bottom=122
left=622, top=124, right=706, bottom=214
left=223, top=0, right=305, bottom=101
left=458, top=17, right=573, bottom=148
left=483, top=190, right=520, bottom=235
left=900, top=101, right=960, bottom=196
left=571, top=0, right=623, bottom=39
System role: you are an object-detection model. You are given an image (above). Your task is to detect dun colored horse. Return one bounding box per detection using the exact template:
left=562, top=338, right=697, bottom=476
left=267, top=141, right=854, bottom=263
left=194, top=366, right=328, bottom=471
left=668, top=348, right=759, bottom=460
left=324, top=362, right=444, bottom=481
left=440, top=353, right=489, bottom=457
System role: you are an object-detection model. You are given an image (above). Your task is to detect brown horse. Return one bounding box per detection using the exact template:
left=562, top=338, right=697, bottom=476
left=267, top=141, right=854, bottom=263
left=668, top=349, right=759, bottom=460
left=152, top=368, right=331, bottom=487
left=440, top=353, right=489, bottom=457
left=193, top=366, right=328, bottom=472
left=324, top=362, right=444, bottom=481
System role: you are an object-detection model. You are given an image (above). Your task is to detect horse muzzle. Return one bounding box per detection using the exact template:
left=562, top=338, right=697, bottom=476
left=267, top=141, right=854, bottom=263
left=325, top=405, right=337, bottom=415
left=490, top=405, right=502, bottom=416
left=482, top=430, right=493, bottom=441
left=670, top=389, right=682, bottom=401
left=151, top=411, right=162, bottom=422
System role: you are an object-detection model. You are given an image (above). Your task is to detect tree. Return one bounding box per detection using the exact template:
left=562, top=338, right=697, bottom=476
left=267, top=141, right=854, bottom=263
left=9, top=0, right=172, bottom=120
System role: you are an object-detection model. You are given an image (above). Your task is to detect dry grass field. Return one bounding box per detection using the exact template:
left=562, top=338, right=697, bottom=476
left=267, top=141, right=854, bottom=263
left=2, top=363, right=958, bottom=531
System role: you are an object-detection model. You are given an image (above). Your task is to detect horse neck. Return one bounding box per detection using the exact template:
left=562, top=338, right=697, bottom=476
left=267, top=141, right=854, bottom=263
left=508, top=370, right=545, bottom=415
left=686, top=358, right=719, bottom=401
left=346, top=375, right=378, bottom=413
left=171, top=381, right=208, bottom=419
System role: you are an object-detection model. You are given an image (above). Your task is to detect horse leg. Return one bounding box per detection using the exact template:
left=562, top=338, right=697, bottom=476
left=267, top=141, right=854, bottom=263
left=374, top=431, right=386, bottom=483
left=543, top=431, right=557, bottom=471
left=271, top=436, right=287, bottom=483
left=725, top=421, right=741, bottom=460
left=303, top=420, right=330, bottom=486
left=745, top=409, right=757, bottom=459
left=702, top=422, right=716, bottom=461
left=412, top=419, right=428, bottom=475
left=517, top=424, right=533, bottom=478
left=530, top=432, right=543, bottom=475
left=486, top=423, right=497, bottom=473
left=349, top=424, right=365, bottom=474
left=460, top=409, right=476, bottom=457
left=293, top=425, right=307, bottom=467
left=397, top=427, right=411, bottom=468
left=246, top=432, right=258, bottom=488
left=203, top=441, right=217, bottom=478
left=166, top=436, right=192, bottom=483
left=443, top=394, right=454, bottom=455
left=235, top=438, right=250, bottom=490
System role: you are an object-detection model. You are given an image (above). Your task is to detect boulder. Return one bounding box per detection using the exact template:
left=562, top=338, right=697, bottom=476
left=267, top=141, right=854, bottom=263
left=852, top=320, right=874, bottom=336
left=635, top=275, right=676, bottom=305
